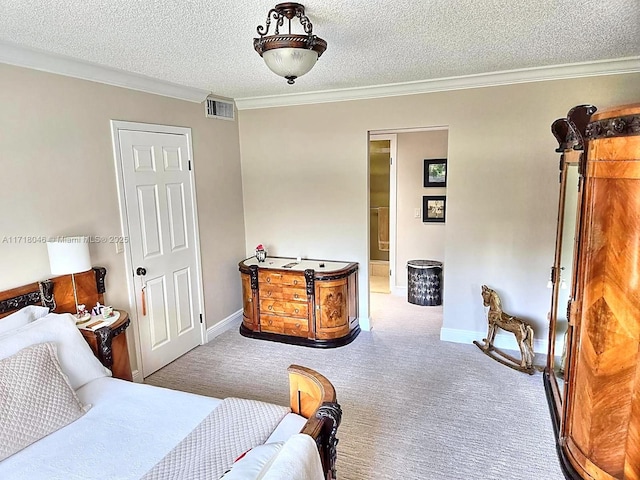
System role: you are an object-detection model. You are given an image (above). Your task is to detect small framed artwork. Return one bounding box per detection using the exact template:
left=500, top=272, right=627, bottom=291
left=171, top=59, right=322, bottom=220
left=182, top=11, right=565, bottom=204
left=424, top=158, right=447, bottom=187
left=423, top=195, right=446, bottom=223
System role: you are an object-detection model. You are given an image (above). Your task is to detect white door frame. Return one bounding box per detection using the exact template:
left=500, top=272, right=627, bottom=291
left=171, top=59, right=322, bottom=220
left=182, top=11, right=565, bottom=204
left=369, top=133, right=398, bottom=293
left=110, top=120, right=206, bottom=380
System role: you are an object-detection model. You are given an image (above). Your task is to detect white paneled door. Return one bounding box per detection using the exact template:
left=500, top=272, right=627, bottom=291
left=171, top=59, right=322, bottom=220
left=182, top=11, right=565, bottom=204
left=117, top=128, right=203, bottom=377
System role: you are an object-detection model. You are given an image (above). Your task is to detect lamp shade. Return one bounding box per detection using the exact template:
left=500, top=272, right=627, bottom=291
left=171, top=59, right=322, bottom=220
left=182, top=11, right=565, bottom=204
left=262, top=48, right=318, bottom=80
left=46, top=237, right=91, bottom=275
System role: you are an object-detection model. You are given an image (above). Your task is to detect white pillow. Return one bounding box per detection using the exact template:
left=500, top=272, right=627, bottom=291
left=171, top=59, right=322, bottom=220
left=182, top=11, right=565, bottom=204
left=221, top=434, right=324, bottom=480
left=261, top=434, right=324, bottom=480
left=0, top=305, right=50, bottom=335
left=0, top=313, right=111, bottom=390
left=0, top=342, right=90, bottom=461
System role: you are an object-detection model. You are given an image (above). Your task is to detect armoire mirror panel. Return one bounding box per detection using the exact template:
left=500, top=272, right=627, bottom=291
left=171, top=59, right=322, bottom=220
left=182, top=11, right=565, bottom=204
left=552, top=151, right=580, bottom=403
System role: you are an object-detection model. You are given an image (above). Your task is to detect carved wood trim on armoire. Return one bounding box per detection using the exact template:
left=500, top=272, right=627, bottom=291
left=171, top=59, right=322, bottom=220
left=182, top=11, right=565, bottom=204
left=545, top=103, right=640, bottom=480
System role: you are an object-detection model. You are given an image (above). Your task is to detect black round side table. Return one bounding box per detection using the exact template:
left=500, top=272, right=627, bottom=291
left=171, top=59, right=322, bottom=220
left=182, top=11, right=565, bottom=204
left=407, top=260, right=443, bottom=306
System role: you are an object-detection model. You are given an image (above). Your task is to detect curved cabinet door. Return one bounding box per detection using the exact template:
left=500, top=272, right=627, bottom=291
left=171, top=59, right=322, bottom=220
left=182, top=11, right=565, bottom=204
left=240, top=272, right=254, bottom=329
left=315, top=279, right=349, bottom=340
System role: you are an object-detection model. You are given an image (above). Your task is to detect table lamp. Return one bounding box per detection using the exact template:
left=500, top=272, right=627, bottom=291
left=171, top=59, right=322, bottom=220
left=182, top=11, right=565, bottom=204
left=46, top=236, right=92, bottom=323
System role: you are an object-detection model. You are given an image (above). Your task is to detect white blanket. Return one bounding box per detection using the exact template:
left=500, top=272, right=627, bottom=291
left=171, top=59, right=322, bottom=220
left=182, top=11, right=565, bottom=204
left=0, top=377, right=306, bottom=480
left=142, top=397, right=290, bottom=480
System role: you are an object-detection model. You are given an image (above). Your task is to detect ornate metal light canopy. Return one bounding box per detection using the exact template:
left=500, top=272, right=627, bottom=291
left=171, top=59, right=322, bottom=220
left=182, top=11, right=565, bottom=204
left=253, top=3, right=327, bottom=85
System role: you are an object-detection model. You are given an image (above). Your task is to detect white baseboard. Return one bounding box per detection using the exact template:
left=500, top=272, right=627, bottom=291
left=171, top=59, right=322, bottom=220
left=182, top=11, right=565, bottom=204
left=440, top=327, right=548, bottom=354
left=206, top=309, right=368, bottom=337
left=391, top=286, right=407, bottom=297
left=360, top=316, right=371, bottom=331
left=132, top=369, right=143, bottom=383
left=206, top=309, right=243, bottom=343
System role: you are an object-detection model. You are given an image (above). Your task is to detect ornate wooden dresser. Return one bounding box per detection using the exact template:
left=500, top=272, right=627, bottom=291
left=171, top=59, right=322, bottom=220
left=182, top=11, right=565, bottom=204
left=239, top=257, right=359, bottom=347
left=545, top=103, right=640, bottom=480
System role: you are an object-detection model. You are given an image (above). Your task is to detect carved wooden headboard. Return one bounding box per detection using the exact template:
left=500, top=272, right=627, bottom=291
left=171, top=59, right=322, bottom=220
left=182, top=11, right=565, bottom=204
left=0, top=267, right=106, bottom=319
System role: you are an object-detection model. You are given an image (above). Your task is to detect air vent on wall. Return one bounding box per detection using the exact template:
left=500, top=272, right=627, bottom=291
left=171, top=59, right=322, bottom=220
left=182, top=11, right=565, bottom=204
left=205, top=96, right=235, bottom=120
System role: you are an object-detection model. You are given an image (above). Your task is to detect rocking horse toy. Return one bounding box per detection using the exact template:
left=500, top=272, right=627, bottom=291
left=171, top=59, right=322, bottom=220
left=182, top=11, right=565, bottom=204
left=473, top=285, right=535, bottom=375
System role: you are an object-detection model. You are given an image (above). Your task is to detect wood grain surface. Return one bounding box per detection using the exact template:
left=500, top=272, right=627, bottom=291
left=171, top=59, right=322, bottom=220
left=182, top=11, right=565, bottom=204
left=565, top=104, right=640, bottom=480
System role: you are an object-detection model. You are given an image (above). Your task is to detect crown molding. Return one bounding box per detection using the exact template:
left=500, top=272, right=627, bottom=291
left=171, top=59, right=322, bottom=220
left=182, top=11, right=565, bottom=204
left=235, top=57, right=640, bottom=110
left=0, top=41, right=210, bottom=103
left=2, top=41, right=637, bottom=109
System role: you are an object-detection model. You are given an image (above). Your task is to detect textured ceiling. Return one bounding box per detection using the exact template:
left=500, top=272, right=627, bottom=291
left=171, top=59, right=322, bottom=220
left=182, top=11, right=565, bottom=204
left=1, top=0, right=638, bottom=100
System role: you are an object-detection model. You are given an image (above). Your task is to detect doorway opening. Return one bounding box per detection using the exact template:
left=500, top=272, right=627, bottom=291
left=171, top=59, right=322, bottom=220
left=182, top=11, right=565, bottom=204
left=368, top=127, right=449, bottom=303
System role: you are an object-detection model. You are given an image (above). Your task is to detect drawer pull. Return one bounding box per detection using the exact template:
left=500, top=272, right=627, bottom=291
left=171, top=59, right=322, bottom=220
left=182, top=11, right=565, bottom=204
left=248, top=298, right=252, bottom=303
left=266, top=291, right=271, bottom=297
left=294, top=293, right=299, bottom=299
left=296, top=323, right=300, bottom=329
left=268, top=305, right=273, bottom=310
left=266, top=277, right=271, bottom=283
left=268, top=320, right=273, bottom=325
left=293, top=280, right=298, bottom=285
left=294, top=308, right=299, bottom=314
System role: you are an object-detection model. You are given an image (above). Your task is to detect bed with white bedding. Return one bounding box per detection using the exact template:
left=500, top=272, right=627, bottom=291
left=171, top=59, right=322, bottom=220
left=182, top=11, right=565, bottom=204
left=2, top=376, right=310, bottom=479
left=0, top=272, right=342, bottom=480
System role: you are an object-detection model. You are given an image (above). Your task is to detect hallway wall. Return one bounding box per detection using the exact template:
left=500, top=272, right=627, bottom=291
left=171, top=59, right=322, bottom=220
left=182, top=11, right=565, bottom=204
left=396, top=130, right=448, bottom=288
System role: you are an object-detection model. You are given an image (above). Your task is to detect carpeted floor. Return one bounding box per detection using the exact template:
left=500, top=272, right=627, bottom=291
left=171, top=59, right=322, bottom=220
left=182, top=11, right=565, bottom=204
left=146, top=293, right=564, bottom=480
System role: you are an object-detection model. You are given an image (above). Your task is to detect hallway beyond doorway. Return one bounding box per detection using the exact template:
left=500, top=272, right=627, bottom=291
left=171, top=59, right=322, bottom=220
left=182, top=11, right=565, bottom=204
left=370, top=260, right=390, bottom=293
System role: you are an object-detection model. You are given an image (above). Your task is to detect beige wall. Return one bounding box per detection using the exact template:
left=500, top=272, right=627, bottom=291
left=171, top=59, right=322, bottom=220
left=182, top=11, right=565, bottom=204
left=238, top=73, right=640, bottom=343
left=396, top=130, right=448, bottom=288
left=0, top=63, right=246, bottom=372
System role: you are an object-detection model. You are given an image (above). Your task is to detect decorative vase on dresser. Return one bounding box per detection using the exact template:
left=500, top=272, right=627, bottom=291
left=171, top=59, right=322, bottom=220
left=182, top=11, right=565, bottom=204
left=255, top=245, right=267, bottom=262
left=239, top=256, right=359, bottom=348
left=545, top=103, right=640, bottom=480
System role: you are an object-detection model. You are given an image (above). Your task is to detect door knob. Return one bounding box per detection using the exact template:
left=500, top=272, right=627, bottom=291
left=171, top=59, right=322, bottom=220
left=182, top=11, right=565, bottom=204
left=136, top=267, right=147, bottom=276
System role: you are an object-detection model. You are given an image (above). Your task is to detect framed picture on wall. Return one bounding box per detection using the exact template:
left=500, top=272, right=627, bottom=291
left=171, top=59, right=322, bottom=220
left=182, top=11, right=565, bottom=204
left=423, top=195, right=446, bottom=223
left=424, top=158, right=447, bottom=187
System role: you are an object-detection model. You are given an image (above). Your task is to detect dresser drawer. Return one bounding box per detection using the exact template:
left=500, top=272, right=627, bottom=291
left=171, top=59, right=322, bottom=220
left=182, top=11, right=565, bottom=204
left=284, top=318, right=309, bottom=336
left=260, top=315, right=284, bottom=334
left=260, top=314, right=308, bottom=337
left=259, top=284, right=306, bottom=301
left=260, top=299, right=308, bottom=318
left=258, top=271, right=304, bottom=287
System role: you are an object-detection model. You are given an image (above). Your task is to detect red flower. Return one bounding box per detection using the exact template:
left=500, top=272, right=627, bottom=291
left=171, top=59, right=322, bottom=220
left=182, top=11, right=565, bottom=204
left=256, top=244, right=264, bottom=251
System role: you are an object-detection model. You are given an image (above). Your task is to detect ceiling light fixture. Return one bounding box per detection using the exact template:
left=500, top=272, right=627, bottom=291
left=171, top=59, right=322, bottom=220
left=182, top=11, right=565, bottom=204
left=253, top=3, right=327, bottom=85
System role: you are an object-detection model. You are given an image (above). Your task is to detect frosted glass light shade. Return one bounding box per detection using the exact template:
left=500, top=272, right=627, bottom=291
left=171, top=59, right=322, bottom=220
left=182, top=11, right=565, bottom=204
left=47, top=237, right=91, bottom=275
left=262, top=48, right=318, bottom=79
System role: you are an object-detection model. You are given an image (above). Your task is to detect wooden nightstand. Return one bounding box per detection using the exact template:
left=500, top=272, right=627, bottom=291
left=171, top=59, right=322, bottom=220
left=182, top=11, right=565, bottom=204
left=79, top=310, right=133, bottom=381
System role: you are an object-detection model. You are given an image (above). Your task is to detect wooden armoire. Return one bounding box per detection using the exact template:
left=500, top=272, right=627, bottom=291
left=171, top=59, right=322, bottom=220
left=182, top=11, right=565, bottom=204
left=545, top=103, right=640, bottom=480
